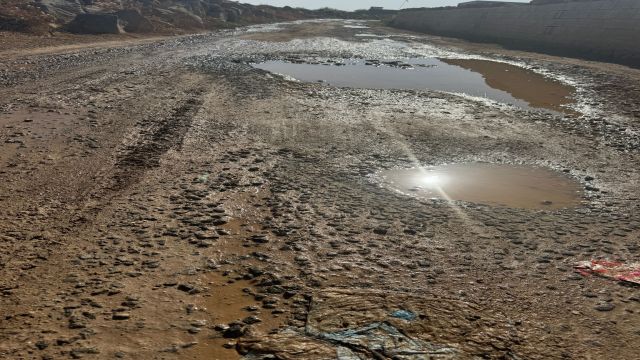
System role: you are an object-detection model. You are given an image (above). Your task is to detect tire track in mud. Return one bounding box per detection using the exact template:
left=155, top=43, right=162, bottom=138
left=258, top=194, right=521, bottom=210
left=111, top=88, right=205, bottom=191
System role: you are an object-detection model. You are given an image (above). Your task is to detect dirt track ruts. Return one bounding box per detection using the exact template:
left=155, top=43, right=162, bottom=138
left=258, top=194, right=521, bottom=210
left=0, top=20, right=639, bottom=360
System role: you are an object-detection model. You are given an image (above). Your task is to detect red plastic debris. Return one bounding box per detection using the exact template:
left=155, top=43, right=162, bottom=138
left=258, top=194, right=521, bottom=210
left=575, top=260, right=640, bottom=286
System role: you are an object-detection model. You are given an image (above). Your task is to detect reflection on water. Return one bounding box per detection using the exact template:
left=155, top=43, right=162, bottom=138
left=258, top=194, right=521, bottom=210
left=442, top=59, right=575, bottom=114
left=253, top=58, right=575, bottom=113
left=377, top=163, right=583, bottom=210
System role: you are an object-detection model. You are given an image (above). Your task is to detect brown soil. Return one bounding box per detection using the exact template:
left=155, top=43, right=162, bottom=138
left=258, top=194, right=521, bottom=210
left=0, top=20, right=639, bottom=360
left=0, top=31, right=175, bottom=57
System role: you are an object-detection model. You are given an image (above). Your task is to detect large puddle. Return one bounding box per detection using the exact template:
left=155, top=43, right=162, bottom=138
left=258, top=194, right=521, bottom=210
left=377, top=164, right=583, bottom=210
left=253, top=58, right=574, bottom=113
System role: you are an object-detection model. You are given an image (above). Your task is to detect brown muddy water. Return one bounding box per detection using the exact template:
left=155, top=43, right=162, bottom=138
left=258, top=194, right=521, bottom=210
left=377, top=163, right=583, bottom=210
left=184, top=273, right=288, bottom=360
left=253, top=58, right=575, bottom=113
left=442, top=59, right=575, bottom=114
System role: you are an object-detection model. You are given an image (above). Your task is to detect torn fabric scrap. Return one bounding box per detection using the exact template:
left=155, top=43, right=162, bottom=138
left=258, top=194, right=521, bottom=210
left=575, top=260, right=640, bottom=286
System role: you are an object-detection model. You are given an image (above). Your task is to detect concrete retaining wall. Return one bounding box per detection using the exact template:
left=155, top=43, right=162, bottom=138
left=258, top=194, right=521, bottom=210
left=391, top=0, right=640, bottom=68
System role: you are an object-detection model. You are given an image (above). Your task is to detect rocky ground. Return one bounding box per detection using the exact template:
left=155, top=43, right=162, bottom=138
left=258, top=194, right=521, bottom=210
left=0, top=20, right=639, bottom=360
left=0, top=0, right=390, bottom=35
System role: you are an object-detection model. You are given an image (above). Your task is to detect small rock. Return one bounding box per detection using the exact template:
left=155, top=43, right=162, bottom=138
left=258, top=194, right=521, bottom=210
left=191, top=320, right=207, bottom=327
left=242, top=315, right=262, bottom=325
left=214, top=323, right=229, bottom=331
left=594, top=303, right=615, bottom=312
left=223, top=324, right=246, bottom=338
left=68, top=316, right=86, bottom=329
left=112, top=313, right=131, bottom=320
left=373, top=228, right=387, bottom=235
left=250, top=234, right=269, bottom=243
left=177, top=283, right=198, bottom=294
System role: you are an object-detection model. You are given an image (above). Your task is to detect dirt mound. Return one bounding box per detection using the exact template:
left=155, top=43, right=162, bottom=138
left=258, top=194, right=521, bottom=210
left=0, top=1, right=54, bottom=34
left=0, top=13, right=30, bottom=32
left=67, top=13, right=123, bottom=34
left=0, top=0, right=266, bottom=35
left=0, top=1, right=394, bottom=36
left=115, top=9, right=154, bottom=32
left=37, top=0, right=85, bottom=21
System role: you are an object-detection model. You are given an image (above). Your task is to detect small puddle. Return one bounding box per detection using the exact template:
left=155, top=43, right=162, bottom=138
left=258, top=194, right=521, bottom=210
left=377, top=163, right=583, bottom=210
left=253, top=58, right=575, bottom=113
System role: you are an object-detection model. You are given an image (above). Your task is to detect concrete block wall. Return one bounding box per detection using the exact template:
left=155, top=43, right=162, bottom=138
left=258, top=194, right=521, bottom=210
left=391, top=0, right=640, bottom=67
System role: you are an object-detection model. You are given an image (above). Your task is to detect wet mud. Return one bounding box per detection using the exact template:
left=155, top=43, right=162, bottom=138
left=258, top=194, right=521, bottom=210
left=0, top=19, right=639, bottom=360
left=184, top=273, right=288, bottom=360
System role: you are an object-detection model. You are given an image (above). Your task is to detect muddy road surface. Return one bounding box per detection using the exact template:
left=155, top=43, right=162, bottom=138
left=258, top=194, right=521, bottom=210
left=1, top=20, right=639, bottom=360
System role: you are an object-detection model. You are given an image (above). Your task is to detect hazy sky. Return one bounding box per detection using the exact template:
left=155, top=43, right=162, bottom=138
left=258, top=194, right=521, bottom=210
left=242, top=0, right=528, bottom=11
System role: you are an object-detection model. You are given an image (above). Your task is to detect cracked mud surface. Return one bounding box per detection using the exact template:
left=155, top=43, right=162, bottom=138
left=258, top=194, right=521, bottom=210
left=0, top=20, right=639, bottom=359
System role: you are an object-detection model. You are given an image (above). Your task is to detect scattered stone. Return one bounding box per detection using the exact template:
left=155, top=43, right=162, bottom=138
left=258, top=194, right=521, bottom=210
left=35, top=340, right=48, bottom=350
left=373, top=228, right=388, bottom=235
left=223, top=324, right=247, bottom=338
left=214, top=323, right=229, bottom=332
left=594, top=303, right=615, bottom=312
left=112, top=312, right=131, bottom=320
left=177, top=283, right=199, bottom=294
left=250, top=234, right=269, bottom=243
left=68, top=316, right=87, bottom=329
left=242, top=315, right=262, bottom=324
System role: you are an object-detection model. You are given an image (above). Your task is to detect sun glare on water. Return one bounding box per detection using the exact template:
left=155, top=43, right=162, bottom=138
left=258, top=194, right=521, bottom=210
left=418, top=173, right=447, bottom=188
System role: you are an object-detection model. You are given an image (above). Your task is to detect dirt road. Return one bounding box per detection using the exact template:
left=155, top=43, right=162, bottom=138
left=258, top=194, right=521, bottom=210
left=0, top=20, right=639, bottom=360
